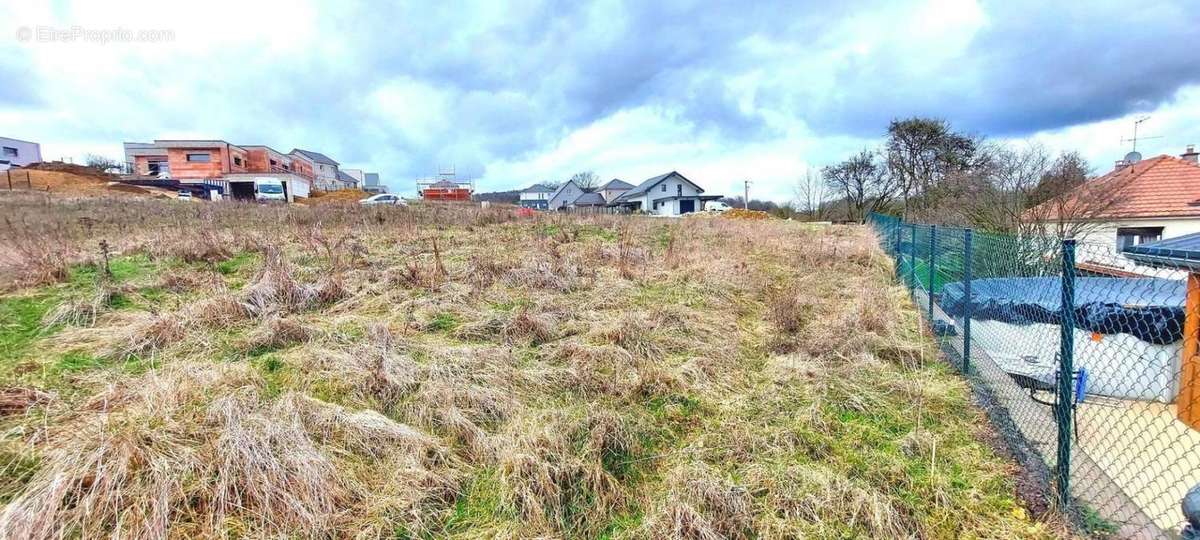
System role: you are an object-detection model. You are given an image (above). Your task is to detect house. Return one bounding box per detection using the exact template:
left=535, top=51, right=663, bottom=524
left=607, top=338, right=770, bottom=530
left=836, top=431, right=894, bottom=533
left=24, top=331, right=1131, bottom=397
left=343, top=168, right=365, bottom=187
left=336, top=169, right=359, bottom=190
left=569, top=191, right=607, bottom=208
left=1029, top=145, right=1200, bottom=274
left=363, top=172, right=386, bottom=194
left=291, top=149, right=341, bottom=190
left=608, top=171, right=721, bottom=216
left=597, top=178, right=634, bottom=204
left=418, top=174, right=474, bottom=201
left=0, top=136, right=42, bottom=170
left=122, top=139, right=314, bottom=201
left=547, top=180, right=584, bottom=210
left=519, top=183, right=555, bottom=209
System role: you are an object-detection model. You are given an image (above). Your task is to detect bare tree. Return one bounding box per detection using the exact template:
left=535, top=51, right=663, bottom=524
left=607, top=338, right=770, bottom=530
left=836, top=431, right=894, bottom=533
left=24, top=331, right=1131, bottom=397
left=1022, top=151, right=1131, bottom=240
left=569, top=171, right=600, bottom=192
left=822, top=149, right=898, bottom=222
left=884, top=117, right=979, bottom=219
left=955, top=142, right=1050, bottom=233
left=85, top=154, right=123, bottom=174
left=793, top=168, right=828, bottom=220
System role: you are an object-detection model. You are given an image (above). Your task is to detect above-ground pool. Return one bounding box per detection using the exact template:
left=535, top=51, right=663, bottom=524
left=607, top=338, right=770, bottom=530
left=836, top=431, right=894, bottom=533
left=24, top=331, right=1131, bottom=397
left=940, top=277, right=1185, bottom=403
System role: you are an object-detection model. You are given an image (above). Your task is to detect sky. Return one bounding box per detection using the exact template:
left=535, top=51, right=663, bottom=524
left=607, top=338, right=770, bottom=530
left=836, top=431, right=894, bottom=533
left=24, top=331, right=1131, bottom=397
left=2, top=0, right=1199, bottom=200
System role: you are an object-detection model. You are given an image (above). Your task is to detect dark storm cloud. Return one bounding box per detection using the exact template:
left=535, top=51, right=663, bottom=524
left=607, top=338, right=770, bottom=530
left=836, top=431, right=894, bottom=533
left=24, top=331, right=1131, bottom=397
left=7, top=0, right=1199, bottom=193
left=801, top=1, right=1200, bottom=136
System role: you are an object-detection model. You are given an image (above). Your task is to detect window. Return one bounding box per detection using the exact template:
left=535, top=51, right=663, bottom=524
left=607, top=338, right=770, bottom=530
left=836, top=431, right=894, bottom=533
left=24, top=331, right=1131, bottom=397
left=270, top=159, right=277, bottom=166
left=186, top=153, right=210, bottom=162
left=1117, top=227, right=1163, bottom=249
left=233, top=156, right=243, bottom=166
left=2, top=147, right=17, bottom=157
left=661, top=184, right=667, bottom=192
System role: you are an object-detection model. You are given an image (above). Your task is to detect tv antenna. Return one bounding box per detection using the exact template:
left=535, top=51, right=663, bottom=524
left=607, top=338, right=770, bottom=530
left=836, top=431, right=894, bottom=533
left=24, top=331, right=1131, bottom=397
left=1120, top=116, right=1163, bottom=153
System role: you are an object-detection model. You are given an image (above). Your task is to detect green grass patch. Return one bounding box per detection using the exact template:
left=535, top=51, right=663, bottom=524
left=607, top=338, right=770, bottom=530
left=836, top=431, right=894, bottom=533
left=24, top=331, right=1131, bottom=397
left=442, top=469, right=514, bottom=533
left=429, top=312, right=460, bottom=332
left=67, top=253, right=159, bottom=287
left=216, top=251, right=259, bottom=276
left=0, top=294, right=55, bottom=365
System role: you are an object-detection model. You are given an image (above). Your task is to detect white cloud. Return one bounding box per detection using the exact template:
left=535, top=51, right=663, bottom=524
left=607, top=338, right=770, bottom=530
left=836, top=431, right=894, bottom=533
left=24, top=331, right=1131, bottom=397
left=1, top=0, right=1197, bottom=199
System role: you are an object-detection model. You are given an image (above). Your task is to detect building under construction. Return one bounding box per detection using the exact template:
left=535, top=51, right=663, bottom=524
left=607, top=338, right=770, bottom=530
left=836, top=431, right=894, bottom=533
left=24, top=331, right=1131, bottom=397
left=417, top=167, right=474, bottom=201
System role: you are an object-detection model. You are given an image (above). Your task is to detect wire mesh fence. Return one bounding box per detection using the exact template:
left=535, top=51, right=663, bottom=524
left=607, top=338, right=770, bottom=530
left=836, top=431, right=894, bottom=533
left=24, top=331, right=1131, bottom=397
left=868, top=212, right=1200, bottom=538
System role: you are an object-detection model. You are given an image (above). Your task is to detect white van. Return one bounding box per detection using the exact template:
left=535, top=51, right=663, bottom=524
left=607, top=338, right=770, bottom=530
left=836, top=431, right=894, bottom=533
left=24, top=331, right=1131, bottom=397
left=255, top=178, right=286, bottom=202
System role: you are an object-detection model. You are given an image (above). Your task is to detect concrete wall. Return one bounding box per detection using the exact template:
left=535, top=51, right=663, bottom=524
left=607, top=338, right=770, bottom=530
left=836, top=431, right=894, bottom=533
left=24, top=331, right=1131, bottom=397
left=0, top=137, right=42, bottom=168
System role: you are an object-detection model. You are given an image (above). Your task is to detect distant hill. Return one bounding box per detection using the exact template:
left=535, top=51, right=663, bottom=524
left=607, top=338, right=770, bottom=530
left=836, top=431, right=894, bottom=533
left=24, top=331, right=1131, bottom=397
left=473, top=190, right=520, bottom=204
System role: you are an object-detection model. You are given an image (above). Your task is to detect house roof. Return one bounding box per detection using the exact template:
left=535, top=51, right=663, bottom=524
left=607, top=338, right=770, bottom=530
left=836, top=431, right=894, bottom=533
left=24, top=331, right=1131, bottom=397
left=522, top=183, right=556, bottom=193
left=612, top=171, right=703, bottom=203
left=571, top=192, right=607, bottom=206
left=290, top=149, right=339, bottom=166
left=549, top=180, right=581, bottom=202
left=1122, top=232, right=1200, bottom=271
left=426, top=179, right=462, bottom=189
left=598, top=178, right=634, bottom=191
left=336, top=169, right=357, bottom=182
left=1031, top=155, right=1200, bottom=221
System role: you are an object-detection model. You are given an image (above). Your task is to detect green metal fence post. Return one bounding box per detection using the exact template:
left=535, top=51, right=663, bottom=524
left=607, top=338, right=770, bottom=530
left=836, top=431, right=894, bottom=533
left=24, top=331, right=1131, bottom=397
left=908, top=224, right=916, bottom=290
left=962, top=228, right=972, bottom=373
left=893, top=219, right=902, bottom=258
left=1056, top=238, right=1077, bottom=508
left=928, top=225, right=937, bottom=321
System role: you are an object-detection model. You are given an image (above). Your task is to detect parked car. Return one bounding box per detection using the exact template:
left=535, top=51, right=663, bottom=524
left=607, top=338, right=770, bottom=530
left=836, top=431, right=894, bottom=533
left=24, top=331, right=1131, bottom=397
left=177, top=190, right=193, bottom=201
left=705, top=201, right=732, bottom=212
left=360, top=194, right=408, bottom=206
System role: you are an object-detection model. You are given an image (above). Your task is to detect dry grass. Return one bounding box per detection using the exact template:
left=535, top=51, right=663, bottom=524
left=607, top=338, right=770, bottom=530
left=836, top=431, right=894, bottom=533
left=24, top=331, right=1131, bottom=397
left=0, top=198, right=1063, bottom=539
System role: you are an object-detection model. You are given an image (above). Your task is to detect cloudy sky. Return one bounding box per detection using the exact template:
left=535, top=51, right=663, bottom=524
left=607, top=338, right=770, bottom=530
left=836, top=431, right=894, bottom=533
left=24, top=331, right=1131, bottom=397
left=3, top=0, right=1199, bottom=200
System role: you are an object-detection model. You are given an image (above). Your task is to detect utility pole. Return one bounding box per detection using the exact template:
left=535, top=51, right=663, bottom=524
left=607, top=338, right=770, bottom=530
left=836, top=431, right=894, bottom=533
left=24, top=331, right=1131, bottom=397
left=743, top=179, right=751, bottom=209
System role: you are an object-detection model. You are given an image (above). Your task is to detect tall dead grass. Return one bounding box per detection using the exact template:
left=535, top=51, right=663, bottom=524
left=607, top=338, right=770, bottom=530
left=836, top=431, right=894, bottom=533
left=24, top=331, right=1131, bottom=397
left=0, top=203, right=1057, bottom=539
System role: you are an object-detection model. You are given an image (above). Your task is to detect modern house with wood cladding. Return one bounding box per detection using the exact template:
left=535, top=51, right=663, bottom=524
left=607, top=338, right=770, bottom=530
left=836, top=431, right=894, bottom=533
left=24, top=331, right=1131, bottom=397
left=123, top=139, right=316, bottom=201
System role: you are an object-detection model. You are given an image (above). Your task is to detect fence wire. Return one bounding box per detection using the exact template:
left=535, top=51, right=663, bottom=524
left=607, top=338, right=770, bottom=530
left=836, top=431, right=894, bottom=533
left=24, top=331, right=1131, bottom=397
left=868, top=213, right=1200, bottom=538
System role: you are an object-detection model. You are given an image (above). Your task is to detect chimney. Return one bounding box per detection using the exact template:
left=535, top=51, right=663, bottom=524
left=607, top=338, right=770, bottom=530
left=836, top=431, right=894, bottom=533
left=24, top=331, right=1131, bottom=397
left=1182, top=144, right=1199, bottom=164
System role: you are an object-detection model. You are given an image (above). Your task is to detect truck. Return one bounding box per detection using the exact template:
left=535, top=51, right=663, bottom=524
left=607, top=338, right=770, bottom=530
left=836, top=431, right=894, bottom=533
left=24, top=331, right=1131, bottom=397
left=254, top=178, right=286, bottom=202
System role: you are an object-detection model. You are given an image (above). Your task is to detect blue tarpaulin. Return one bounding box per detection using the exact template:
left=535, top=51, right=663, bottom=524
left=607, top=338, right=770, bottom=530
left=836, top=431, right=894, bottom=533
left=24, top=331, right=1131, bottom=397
left=940, top=277, right=1186, bottom=345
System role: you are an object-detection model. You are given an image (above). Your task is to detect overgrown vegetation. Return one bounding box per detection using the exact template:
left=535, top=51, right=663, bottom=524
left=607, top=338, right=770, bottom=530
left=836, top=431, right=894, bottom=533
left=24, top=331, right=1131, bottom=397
left=0, top=195, right=1064, bottom=538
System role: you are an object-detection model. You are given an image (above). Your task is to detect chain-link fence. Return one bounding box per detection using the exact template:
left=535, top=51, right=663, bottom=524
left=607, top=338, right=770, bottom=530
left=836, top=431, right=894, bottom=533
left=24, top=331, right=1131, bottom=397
left=868, top=212, right=1200, bottom=539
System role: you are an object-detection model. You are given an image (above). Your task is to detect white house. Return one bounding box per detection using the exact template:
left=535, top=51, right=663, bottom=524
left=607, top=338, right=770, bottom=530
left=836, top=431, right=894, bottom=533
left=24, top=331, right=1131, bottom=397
left=608, top=171, right=720, bottom=216
left=291, top=148, right=341, bottom=190
left=519, top=183, right=555, bottom=209
left=0, top=136, right=42, bottom=171
left=547, top=180, right=585, bottom=211
left=1030, top=145, right=1200, bottom=276
left=343, top=168, right=365, bottom=186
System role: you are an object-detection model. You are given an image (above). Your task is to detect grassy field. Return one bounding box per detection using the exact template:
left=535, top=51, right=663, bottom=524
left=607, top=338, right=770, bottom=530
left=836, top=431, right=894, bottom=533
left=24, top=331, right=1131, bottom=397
left=0, top=194, right=1063, bottom=538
